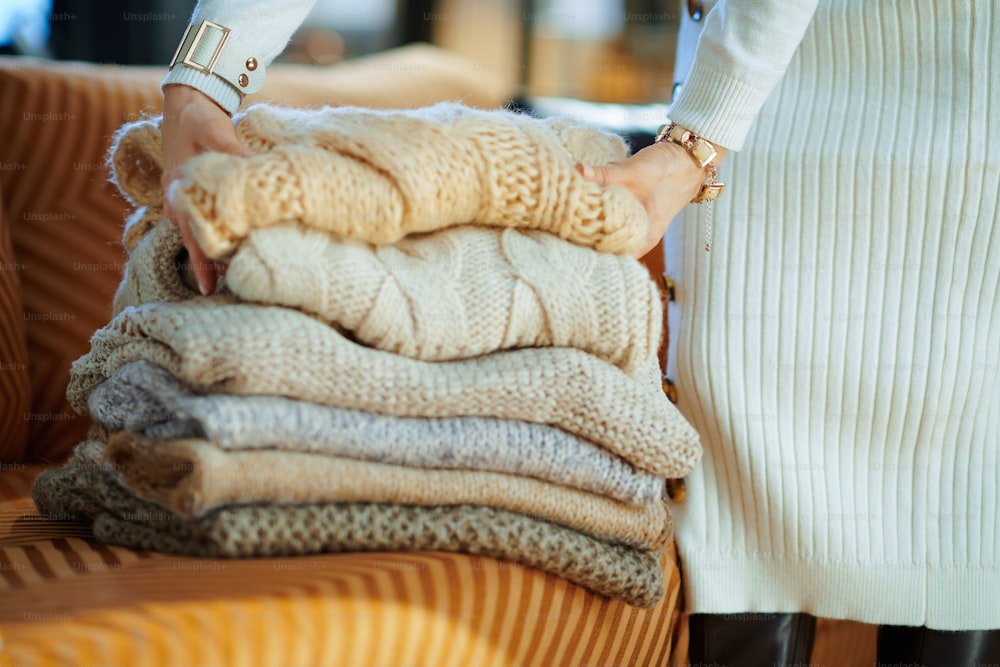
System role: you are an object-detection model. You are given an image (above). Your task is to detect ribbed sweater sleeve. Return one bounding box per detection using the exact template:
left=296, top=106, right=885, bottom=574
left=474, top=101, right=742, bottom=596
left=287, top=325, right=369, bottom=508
left=162, top=0, right=316, bottom=113
left=669, top=0, right=820, bottom=150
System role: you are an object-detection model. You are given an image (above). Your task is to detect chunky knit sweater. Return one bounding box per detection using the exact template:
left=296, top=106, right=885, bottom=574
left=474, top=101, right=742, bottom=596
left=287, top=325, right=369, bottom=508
left=68, top=299, right=701, bottom=478
left=89, top=361, right=664, bottom=505
left=109, top=103, right=648, bottom=258
left=113, top=216, right=661, bottom=375
left=32, top=443, right=665, bottom=607
left=106, top=432, right=671, bottom=550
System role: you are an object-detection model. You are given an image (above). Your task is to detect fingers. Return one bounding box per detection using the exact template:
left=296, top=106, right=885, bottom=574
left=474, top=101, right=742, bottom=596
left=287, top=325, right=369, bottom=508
left=204, top=130, right=253, bottom=158
left=173, top=207, right=218, bottom=296
left=576, top=162, right=619, bottom=188
left=633, top=230, right=664, bottom=260
left=160, top=89, right=250, bottom=296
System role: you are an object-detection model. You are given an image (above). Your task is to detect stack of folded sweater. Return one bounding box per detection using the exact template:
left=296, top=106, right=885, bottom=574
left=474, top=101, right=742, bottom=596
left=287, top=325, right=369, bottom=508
left=33, top=103, right=701, bottom=608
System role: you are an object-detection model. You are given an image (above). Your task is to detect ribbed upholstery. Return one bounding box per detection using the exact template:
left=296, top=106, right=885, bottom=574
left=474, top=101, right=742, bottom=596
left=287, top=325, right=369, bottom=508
left=0, top=60, right=154, bottom=465
left=0, top=46, right=507, bottom=464
left=1, top=466, right=686, bottom=666
left=0, top=190, right=30, bottom=463
left=665, top=1, right=999, bottom=629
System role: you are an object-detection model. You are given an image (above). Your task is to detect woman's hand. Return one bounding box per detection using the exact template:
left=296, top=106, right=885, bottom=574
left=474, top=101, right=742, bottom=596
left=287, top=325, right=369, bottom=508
left=161, top=84, right=251, bottom=295
left=578, top=141, right=727, bottom=258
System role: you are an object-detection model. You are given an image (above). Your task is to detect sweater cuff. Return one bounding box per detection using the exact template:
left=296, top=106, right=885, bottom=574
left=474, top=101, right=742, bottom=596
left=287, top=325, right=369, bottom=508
left=161, top=66, right=243, bottom=116
left=667, top=59, right=771, bottom=152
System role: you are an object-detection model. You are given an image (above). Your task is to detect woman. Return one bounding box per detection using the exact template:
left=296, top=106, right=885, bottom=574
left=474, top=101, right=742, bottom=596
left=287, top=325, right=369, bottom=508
left=163, top=0, right=1000, bottom=663
left=602, top=0, right=1000, bottom=663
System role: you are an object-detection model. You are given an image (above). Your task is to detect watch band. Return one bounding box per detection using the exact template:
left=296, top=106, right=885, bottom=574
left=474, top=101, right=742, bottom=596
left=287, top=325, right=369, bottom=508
left=654, top=122, right=725, bottom=202
left=165, top=20, right=264, bottom=115
left=655, top=121, right=725, bottom=251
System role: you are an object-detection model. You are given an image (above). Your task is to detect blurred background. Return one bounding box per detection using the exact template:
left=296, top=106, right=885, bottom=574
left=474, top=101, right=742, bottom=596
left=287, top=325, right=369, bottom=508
left=0, top=0, right=680, bottom=106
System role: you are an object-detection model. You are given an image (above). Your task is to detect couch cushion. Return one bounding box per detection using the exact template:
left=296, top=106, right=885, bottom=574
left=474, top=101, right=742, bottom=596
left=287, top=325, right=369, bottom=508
left=0, top=46, right=509, bottom=463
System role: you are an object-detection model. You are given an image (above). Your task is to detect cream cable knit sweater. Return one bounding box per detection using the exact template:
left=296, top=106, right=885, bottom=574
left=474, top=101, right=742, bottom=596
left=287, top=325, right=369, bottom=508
left=68, top=299, right=701, bottom=477
left=106, top=432, right=672, bottom=550
left=113, top=214, right=661, bottom=374
left=108, top=103, right=648, bottom=258
left=226, top=223, right=661, bottom=374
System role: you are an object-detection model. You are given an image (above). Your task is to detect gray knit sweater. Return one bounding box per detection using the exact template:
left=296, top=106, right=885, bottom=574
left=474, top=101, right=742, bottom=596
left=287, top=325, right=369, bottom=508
left=89, top=360, right=665, bottom=505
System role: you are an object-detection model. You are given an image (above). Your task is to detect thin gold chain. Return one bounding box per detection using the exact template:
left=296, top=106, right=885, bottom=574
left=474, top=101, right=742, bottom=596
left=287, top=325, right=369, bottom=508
left=703, top=165, right=718, bottom=252
left=705, top=198, right=713, bottom=252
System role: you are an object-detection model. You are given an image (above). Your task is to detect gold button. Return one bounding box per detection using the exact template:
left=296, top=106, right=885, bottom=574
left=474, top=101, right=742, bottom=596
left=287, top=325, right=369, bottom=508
left=662, top=377, right=679, bottom=404
left=661, top=273, right=676, bottom=302
left=666, top=478, right=687, bottom=502
left=238, top=73, right=249, bottom=87
left=246, top=57, right=258, bottom=71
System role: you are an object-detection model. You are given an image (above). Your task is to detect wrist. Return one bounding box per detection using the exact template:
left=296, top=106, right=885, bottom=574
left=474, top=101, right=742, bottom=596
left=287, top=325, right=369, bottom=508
left=654, top=121, right=726, bottom=204
left=655, top=120, right=726, bottom=252
left=163, top=83, right=213, bottom=104
left=162, top=19, right=265, bottom=116
left=163, top=84, right=231, bottom=127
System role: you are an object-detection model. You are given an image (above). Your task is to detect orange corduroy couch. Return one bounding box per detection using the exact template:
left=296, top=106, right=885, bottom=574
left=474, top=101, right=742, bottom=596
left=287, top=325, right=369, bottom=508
left=0, top=46, right=691, bottom=666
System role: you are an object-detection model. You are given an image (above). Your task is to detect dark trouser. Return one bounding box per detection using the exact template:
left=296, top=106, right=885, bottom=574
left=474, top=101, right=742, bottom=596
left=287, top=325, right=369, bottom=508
left=688, top=612, right=1000, bottom=667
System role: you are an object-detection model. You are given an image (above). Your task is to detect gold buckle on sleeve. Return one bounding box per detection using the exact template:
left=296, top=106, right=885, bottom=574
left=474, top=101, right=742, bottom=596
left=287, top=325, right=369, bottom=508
left=169, top=20, right=232, bottom=75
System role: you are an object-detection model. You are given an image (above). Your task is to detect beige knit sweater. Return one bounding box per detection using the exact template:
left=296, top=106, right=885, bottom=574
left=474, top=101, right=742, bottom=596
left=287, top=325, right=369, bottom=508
left=68, top=299, right=701, bottom=478
left=113, top=211, right=199, bottom=315
left=32, top=441, right=667, bottom=608
left=109, top=103, right=648, bottom=258
left=107, top=432, right=672, bottom=550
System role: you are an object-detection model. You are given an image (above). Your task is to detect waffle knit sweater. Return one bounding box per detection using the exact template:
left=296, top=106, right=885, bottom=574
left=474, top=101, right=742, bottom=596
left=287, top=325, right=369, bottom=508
left=663, top=0, right=1000, bottom=629
left=89, top=361, right=664, bottom=505
left=109, top=103, right=648, bottom=258
left=68, top=299, right=701, bottom=478
left=32, top=442, right=664, bottom=608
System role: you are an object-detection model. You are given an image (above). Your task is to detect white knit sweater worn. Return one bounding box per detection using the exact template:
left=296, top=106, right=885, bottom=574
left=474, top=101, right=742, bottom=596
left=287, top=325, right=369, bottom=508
left=162, top=0, right=317, bottom=113
left=666, top=0, right=1000, bottom=630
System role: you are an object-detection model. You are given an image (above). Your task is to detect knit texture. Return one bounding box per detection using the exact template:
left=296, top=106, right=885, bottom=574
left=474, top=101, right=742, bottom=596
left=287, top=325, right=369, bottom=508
left=89, top=360, right=665, bottom=505
left=104, top=431, right=671, bottom=549
left=109, top=103, right=649, bottom=258
left=31, top=443, right=665, bottom=608
left=225, top=223, right=660, bottom=373
left=113, top=217, right=661, bottom=374
left=112, top=212, right=202, bottom=316
left=68, top=299, right=701, bottom=477
left=665, top=0, right=1000, bottom=630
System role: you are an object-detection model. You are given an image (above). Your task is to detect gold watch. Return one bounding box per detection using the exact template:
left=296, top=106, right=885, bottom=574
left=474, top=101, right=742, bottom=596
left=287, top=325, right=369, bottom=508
left=654, top=122, right=725, bottom=204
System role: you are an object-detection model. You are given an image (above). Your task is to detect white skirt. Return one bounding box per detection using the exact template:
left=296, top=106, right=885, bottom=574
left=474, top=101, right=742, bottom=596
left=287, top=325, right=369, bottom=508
left=664, top=0, right=1000, bottom=629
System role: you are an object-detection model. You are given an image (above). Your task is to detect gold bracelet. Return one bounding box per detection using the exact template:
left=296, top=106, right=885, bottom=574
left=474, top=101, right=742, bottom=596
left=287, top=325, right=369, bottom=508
left=655, top=122, right=725, bottom=251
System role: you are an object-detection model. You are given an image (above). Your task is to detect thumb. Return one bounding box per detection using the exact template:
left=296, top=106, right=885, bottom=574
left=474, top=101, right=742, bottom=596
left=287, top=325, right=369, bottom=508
left=206, top=132, right=253, bottom=158
left=576, top=161, right=620, bottom=187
